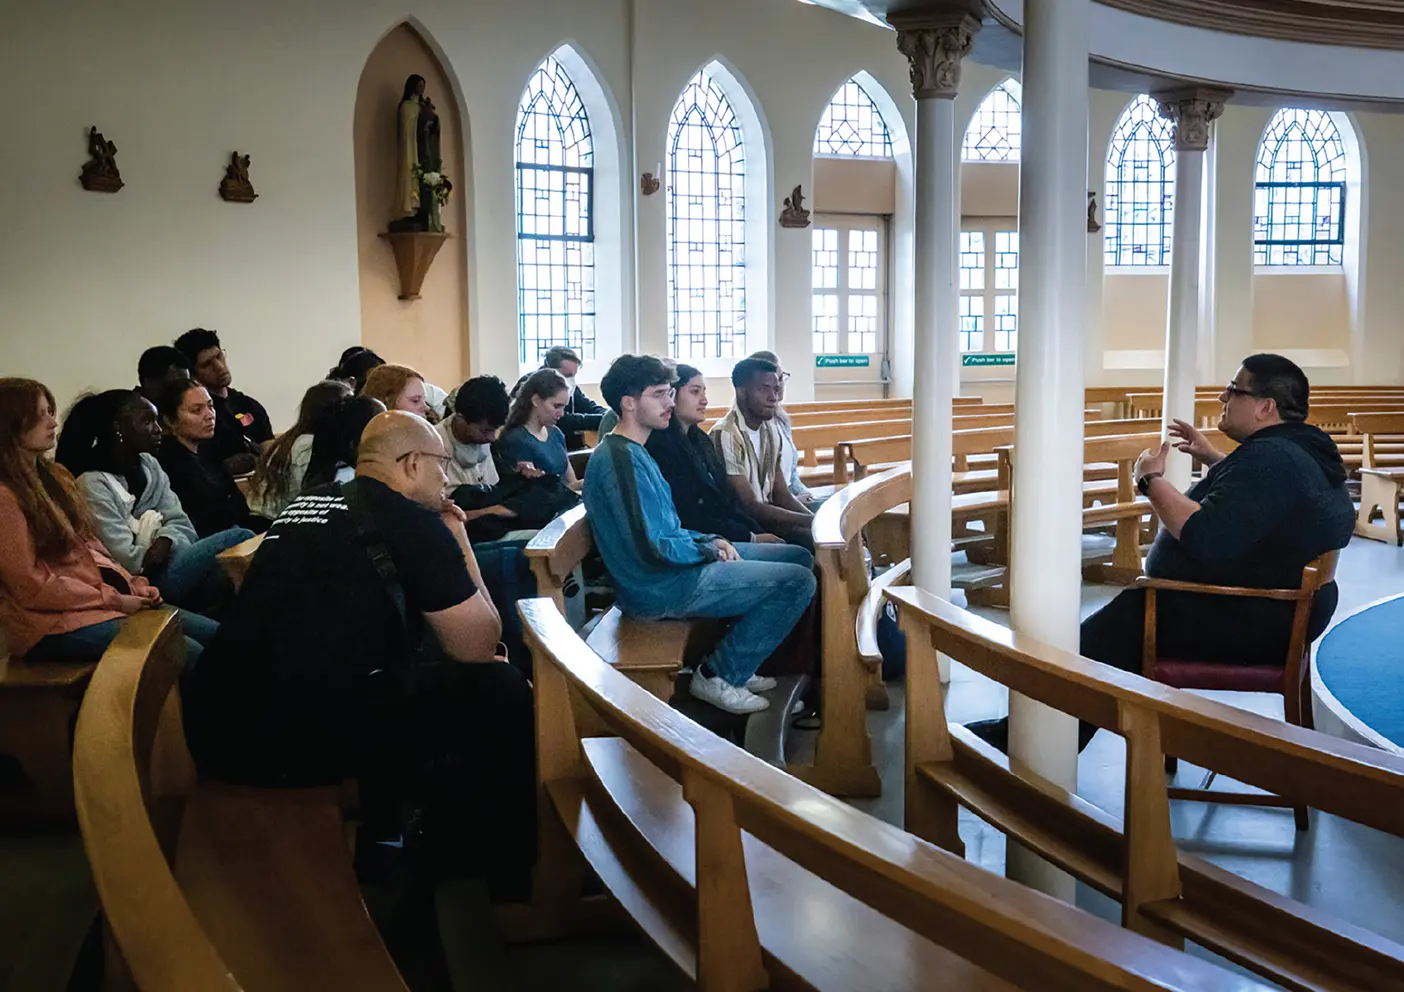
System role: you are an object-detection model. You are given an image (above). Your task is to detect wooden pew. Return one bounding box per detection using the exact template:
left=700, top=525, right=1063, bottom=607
left=892, top=589, right=1404, bottom=992
left=515, top=597, right=1267, bottom=991
left=0, top=644, right=95, bottom=828
left=216, top=532, right=265, bottom=591
left=73, top=609, right=408, bottom=991
left=1352, top=412, right=1404, bottom=545
left=525, top=505, right=715, bottom=700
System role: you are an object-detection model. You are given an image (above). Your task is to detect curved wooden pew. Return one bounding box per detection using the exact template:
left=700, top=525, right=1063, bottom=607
left=0, top=645, right=95, bottom=828
left=73, top=610, right=407, bottom=991
left=216, top=532, right=265, bottom=591
left=516, top=597, right=1268, bottom=991
left=892, top=589, right=1404, bottom=992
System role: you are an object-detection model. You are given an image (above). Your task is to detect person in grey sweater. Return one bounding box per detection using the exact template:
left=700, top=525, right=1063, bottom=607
left=56, top=390, right=252, bottom=615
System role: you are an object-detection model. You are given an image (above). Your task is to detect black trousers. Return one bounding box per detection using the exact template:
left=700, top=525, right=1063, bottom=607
left=1075, top=582, right=1338, bottom=749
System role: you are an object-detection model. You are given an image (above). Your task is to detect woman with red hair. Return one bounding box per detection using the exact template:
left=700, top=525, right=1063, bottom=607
left=0, top=378, right=217, bottom=664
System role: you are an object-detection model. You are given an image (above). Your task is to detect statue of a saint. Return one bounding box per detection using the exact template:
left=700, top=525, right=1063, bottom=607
left=391, top=74, right=427, bottom=228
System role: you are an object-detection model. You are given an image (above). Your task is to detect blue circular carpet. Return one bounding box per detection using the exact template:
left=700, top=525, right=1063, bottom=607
left=1316, top=596, right=1404, bottom=748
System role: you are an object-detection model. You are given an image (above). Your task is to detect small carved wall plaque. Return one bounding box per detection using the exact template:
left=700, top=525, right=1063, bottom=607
left=780, top=185, right=811, bottom=229
left=79, top=127, right=123, bottom=193
left=640, top=172, right=661, bottom=196
left=219, top=152, right=258, bottom=203
left=1087, top=191, right=1102, bottom=233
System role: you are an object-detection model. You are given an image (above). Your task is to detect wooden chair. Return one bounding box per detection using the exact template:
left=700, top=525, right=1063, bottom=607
left=0, top=637, right=95, bottom=828
left=1137, top=550, right=1340, bottom=830
left=73, top=610, right=408, bottom=991
left=893, top=588, right=1404, bottom=992
left=515, top=596, right=1266, bottom=991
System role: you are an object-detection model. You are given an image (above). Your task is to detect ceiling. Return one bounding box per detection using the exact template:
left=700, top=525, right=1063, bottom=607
left=800, top=0, right=1404, bottom=111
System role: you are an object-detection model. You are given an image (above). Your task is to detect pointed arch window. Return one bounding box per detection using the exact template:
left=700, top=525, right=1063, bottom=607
left=815, top=78, right=893, bottom=158
left=515, top=55, right=595, bottom=365
left=667, top=68, right=747, bottom=361
left=1254, top=109, right=1347, bottom=266
left=1103, top=95, right=1177, bottom=267
left=962, top=80, right=1022, bottom=162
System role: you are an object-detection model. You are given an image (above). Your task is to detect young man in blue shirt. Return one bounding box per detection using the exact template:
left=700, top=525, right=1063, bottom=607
left=584, top=355, right=817, bottom=715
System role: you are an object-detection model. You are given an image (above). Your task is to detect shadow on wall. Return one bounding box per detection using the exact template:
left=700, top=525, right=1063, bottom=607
left=353, top=22, right=470, bottom=391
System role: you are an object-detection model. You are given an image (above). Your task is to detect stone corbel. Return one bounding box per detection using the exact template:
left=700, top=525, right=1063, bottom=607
left=1153, top=87, right=1233, bottom=152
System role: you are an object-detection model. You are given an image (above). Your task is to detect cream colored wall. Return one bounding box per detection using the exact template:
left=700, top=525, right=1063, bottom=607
left=813, top=158, right=895, bottom=215
left=354, top=25, right=470, bottom=394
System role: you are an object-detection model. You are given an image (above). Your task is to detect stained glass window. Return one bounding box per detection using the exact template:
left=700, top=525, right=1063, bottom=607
left=958, top=231, right=986, bottom=352
left=515, top=55, right=595, bottom=365
left=815, top=79, right=893, bottom=158
left=962, top=79, right=1022, bottom=162
left=668, top=68, right=747, bottom=361
left=1254, top=109, right=1346, bottom=266
left=1103, top=95, right=1176, bottom=267
left=812, top=228, right=840, bottom=353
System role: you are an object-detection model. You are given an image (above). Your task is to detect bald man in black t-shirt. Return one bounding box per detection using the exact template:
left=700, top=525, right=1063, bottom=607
left=183, top=412, right=535, bottom=893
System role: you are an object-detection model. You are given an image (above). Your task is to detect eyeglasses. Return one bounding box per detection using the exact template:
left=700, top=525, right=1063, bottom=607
left=395, top=450, right=454, bottom=465
left=776, top=371, right=792, bottom=383
left=644, top=387, right=676, bottom=401
left=1223, top=383, right=1258, bottom=399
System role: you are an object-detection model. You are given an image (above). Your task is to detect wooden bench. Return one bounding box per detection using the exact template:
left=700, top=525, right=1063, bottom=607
left=73, top=609, right=408, bottom=990
left=1358, top=467, right=1404, bottom=546
left=216, top=532, right=265, bottom=591
left=893, top=588, right=1404, bottom=992
left=0, top=646, right=96, bottom=828
left=514, top=596, right=1268, bottom=990
left=525, top=505, right=714, bottom=701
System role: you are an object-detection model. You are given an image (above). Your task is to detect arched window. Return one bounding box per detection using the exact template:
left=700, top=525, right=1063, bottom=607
left=1103, top=95, right=1176, bottom=267
left=1254, top=109, right=1347, bottom=266
left=515, top=55, right=595, bottom=365
left=668, top=68, right=747, bottom=361
left=815, top=78, right=893, bottom=158
left=962, top=79, right=1021, bottom=162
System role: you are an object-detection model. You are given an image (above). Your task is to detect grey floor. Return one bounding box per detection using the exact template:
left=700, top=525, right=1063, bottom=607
left=3, top=537, right=1402, bottom=991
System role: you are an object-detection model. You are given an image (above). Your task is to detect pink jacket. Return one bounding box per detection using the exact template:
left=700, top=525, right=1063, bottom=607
left=0, top=484, right=154, bottom=656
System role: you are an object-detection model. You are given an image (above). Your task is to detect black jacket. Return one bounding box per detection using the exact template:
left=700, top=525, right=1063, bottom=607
left=645, top=422, right=762, bottom=544
left=157, top=436, right=268, bottom=538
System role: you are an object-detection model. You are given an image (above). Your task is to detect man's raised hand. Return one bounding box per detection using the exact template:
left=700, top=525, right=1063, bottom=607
left=1167, top=418, right=1223, bottom=464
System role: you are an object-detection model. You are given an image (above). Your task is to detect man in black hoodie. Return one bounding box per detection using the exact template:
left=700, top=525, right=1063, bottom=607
left=972, top=354, right=1354, bottom=751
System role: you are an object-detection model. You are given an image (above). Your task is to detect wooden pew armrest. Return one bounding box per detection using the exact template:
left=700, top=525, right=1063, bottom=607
left=1133, top=576, right=1311, bottom=602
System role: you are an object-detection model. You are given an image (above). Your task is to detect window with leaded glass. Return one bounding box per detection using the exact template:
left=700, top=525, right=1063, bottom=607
left=962, top=80, right=1021, bottom=162
left=815, top=78, right=893, bottom=158
left=668, top=68, right=747, bottom=361
left=515, top=55, right=595, bottom=366
left=1103, top=95, right=1176, bottom=267
left=1254, top=109, right=1347, bottom=266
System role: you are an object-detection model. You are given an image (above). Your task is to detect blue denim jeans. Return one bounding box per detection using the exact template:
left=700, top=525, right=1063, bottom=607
left=150, top=528, right=253, bottom=610
left=630, top=543, right=816, bottom=687
left=26, top=610, right=220, bottom=669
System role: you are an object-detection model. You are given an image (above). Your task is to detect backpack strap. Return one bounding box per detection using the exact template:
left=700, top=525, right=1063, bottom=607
left=340, top=480, right=408, bottom=630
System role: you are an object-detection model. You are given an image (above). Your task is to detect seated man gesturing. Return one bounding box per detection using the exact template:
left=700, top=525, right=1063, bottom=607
left=584, top=355, right=817, bottom=716
left=972, top=354, right=1355, bottom=751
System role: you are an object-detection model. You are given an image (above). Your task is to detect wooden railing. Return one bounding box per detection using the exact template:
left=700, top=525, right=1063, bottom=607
left=892, top=589, right=1404, bottom=992
left=516, top=597, right=1269, bottom=991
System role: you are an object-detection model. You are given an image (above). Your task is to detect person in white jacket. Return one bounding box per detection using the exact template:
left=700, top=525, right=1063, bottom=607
left=56, top=390, right=252, bottom=614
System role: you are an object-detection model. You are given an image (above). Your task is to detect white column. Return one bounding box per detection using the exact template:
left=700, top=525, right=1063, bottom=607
left=893, top=13, right=980, bottom=678
left=1156, top=89, right=1228, bottom=489
left=1007, top=0, right=1090, bottom=898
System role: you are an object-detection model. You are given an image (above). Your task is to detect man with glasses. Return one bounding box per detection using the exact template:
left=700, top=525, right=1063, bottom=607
left=969, top=353, right=1354, bottom=753
left=710, top=357, right=816, bottom=548
left=584, top=355, right=816, bottom=715
left=184, top=411, right=536, bottom=904
left=174, top=327, right=273, bottom=474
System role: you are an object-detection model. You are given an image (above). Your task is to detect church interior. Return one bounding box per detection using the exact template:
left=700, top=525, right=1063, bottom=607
left=4, top=0, right=1404, bottom=988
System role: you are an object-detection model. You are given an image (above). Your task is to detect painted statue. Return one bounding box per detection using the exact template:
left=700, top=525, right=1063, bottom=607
left=392, top=74, right=427, bottom=224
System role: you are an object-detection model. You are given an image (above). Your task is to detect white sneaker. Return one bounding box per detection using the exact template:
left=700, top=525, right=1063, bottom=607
left=745, top=674, right=777, bottom=693
left=690, top=672, right=770, bottom=714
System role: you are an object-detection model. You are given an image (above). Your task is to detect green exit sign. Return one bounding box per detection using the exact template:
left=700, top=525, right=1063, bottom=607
left=962, top=353, right=1016, bottom=367
left=816, top=355, right=870, bottom=368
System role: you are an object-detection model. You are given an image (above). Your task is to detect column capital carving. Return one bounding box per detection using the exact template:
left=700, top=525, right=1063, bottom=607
left=889, top=4, right=984, bottom=100
left=1153, top=87, right=1232, bottom=152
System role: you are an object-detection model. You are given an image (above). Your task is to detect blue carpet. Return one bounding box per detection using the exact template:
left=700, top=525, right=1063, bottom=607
left=1316, top=596, right=1404, bottom=747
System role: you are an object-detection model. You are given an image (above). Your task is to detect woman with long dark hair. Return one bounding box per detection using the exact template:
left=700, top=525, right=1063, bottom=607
left=155, top=378, right=268, bottom=537
left=328, top=347, right=385, bottom=394
left=247, top=379, right=353, bottom=518
left=0, top=379, right=217, bottom=664
left=301, top=395, right=386, bottom=491
left=496, top=368, right=580, bottom=489
left=56, top=389, right=252, bottom=614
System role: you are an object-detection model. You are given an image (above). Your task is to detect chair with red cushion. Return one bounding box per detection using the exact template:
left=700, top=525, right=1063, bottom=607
left=1137, top=549, right=1339, bottom=831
